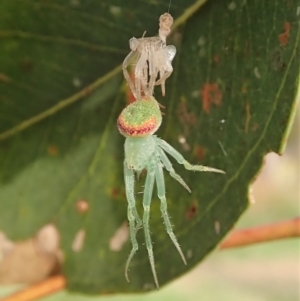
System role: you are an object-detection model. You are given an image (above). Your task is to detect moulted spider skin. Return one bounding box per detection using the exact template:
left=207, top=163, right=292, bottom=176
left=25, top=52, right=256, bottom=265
left=123, top=13, right=176, bottom=100
left=117, top=96, right=225, bottom=288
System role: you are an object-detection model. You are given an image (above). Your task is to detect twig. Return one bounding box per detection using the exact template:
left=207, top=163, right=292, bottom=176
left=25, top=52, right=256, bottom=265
left=2, top=218, right=299, bottom=301
left=1, top=276, right=65, bottom=301
left=220, top=217, right=300, bottom=249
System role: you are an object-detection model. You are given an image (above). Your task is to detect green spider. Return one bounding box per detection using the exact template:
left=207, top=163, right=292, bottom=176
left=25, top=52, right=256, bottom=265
left=117, top=96, right=225, bottom=288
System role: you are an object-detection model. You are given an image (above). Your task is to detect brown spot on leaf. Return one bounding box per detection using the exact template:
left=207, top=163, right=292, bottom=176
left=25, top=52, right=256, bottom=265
left=176, top=97, right=197, bottom=137
left=213, top=55, right=220, bottom=64
left=0, top=74, right=12, bottom=84
left=84, top=87, right=92, bottom=96
left=21, top=57, right=33, bottom=72
left=110, top=187, right=124, bottom=199
left=241, top=82, right=247, bottom=93
left=76, top=199, right=89, bottom=213
left=278, top=22, right=291, bottom=46
left=47, top=145, right=59, bottom=156
left=245, top=102, right=251, bottom=133
left=252, top=122, right=259, bottom=131
left=200, top=83, right=223, bottom=113
left=111, top=188, right=118, bottom=198
left=186, top=201, right=198, bottom=220
left=193, top=145, right=206, bottom=161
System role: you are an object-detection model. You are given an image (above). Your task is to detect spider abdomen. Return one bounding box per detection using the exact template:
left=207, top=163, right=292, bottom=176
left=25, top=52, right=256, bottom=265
left=117, top=96, right=162, bottom=138
left=124, top=136, right=156, bottom=171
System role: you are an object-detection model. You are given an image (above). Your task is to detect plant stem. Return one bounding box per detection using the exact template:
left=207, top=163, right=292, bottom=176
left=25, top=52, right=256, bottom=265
left=220, top=217, right=300, bottom=249
left=2, top=276, right=65, bottom=301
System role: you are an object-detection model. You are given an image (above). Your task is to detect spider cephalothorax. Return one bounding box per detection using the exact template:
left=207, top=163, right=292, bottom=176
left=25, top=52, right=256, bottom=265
left=117, top=96, right=225, bottom=288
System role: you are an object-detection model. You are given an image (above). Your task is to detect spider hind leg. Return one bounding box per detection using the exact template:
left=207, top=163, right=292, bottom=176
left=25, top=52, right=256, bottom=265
left=154, top=160, right=187, bottom=265
left=142, top=166, right=159, bottom=288
left=124, top=162, right=143, bottom=283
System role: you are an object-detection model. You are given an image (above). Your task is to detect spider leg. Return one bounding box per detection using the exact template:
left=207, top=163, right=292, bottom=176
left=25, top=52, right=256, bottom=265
left=123, top=51, right=138, bottom=99
left=154, top=160, right=187, bottom=265
left=142, top=166, right=159, bottom=288
left=124, top=162, right=143, bottom=283
left=157, top=147, right=191, bottom=192
left=156, top=137, right=225, bottom=174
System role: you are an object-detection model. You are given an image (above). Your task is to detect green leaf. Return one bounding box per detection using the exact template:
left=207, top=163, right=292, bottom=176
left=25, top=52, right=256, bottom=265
left=0, top=0, right=299, bottom=294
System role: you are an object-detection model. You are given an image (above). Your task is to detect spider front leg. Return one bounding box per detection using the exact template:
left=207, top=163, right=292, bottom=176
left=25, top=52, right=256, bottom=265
left=142, top=165, right=159, bottom=288
left=156, top=137, right=225, bottom=174
left=124, top=162, right=143, bottom=283
left=157, top=147, right=191, bottom=192
left=154, top=160, right=187, bottom=265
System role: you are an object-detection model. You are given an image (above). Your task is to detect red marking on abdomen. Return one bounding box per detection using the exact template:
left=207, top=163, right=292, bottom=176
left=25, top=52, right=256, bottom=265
left=117, top=116, right=157, bottom=137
